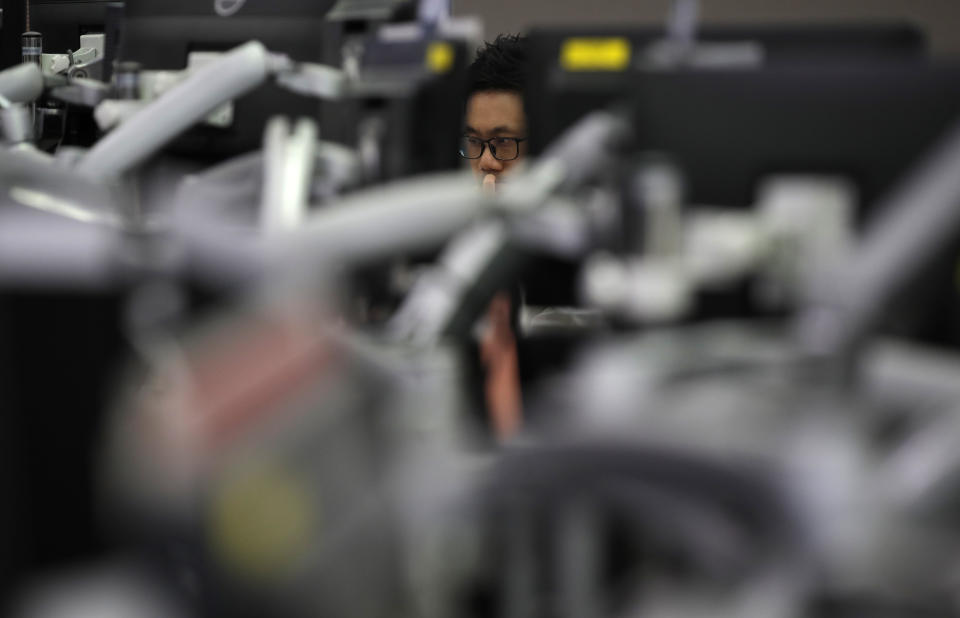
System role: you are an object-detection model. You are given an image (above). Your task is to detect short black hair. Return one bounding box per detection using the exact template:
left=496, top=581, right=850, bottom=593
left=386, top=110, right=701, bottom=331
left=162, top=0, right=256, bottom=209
left=467, top=33, right=527, bottom=96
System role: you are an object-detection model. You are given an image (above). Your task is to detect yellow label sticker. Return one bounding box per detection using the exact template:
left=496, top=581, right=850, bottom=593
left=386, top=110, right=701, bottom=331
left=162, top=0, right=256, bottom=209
left=426, top=41, right=454, bottom=74
left=560, top=37, right=632, bottom=71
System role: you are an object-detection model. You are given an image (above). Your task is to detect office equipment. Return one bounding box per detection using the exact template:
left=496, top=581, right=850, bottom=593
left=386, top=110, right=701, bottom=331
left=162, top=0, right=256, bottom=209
left=116, top=0, right=335, bottom=158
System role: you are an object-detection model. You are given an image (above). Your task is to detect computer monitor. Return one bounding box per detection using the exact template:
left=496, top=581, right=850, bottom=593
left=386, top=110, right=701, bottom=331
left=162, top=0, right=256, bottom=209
left=526, top=37, right=959, bottom=219
left=118, top=0, right=336, bottom=159
left=120, top=0, right=334, bottom=67
left=526, top=22, right=926, bottom=73
left=522, top=29, right=960, bottom=346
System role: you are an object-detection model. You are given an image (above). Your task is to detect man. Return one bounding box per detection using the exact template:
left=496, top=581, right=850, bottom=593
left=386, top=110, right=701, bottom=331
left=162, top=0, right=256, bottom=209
left=460, top=34, right=528, bottom=440
left=461, top=34, right=528, bottom=194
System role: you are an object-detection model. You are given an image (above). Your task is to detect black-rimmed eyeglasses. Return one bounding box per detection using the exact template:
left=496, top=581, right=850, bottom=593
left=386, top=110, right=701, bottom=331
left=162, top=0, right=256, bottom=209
left=458, top=136, right=527, bottom=161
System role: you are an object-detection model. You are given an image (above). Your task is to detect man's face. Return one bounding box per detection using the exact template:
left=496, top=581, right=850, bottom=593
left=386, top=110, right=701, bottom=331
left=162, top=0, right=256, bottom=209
left=464, top=90, right=527, bottom=181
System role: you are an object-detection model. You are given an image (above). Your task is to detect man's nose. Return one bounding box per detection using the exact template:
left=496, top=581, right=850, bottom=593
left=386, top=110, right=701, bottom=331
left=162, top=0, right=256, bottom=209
left=479, top=146, right=503, bottom=173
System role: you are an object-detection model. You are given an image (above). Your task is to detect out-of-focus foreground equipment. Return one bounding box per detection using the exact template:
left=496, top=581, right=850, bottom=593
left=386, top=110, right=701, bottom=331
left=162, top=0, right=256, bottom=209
left=6, top=0, right=960, bottom=616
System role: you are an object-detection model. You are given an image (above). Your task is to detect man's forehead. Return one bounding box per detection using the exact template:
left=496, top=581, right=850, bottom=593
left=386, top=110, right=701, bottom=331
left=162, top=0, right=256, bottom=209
left=465, top=90, right=526, bottom=134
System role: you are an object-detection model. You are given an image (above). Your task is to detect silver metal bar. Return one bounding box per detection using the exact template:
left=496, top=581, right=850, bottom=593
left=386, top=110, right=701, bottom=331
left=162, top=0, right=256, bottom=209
left=795, top=116, right=960, bottom=359
left=0, top=63, right=43, bottom=104
left=280, top=118, right=318, bottom=229
left=271, top=172, right=487, bottom=269
left=77, top=41, right=273, bottom=180
left=259, top=116, right=290, bottom=232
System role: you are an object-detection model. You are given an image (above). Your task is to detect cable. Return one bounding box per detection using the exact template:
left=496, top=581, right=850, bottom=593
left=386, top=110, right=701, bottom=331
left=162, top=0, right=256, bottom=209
left=25, top=0, right=30, bottom=31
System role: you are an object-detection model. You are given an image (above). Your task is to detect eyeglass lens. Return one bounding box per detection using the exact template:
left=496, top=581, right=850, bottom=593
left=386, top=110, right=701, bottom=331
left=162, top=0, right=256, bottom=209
left=460, top=137, right=520, bottom=160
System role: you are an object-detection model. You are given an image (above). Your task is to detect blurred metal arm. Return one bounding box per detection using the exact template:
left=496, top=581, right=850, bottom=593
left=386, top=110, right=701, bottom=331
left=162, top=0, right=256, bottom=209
left=387, top=220, right=521, bottom=343
left=0, top=63, right=44, bottom=104
left=0, top=147, right=116, bottom=221
left=272, top=172, right=489, bottom=269
left=0, top=148, right=122, bottom=289
left=795, top=116, right=960, bottom=361
left=76, top=41, right=277, bottom=180
left=499, top=110, right=632, bottom=209
left=275, top=62, right=346, bottom=100
left=260, top=117, right=318, bottom=233
left=49, top=76, right=111, bottom=107
left=170, top=141, right=360, bottom=289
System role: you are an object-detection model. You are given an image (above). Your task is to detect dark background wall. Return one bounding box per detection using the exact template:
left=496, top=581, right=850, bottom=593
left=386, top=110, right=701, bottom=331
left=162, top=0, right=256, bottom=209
left=452, top=0, right=960, bottom=57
